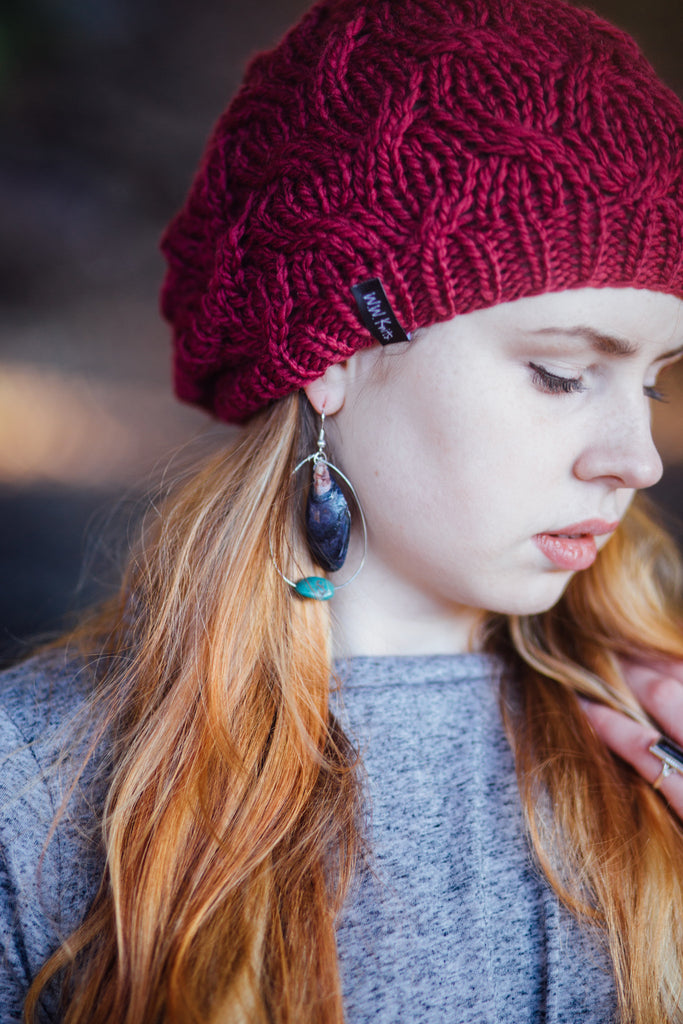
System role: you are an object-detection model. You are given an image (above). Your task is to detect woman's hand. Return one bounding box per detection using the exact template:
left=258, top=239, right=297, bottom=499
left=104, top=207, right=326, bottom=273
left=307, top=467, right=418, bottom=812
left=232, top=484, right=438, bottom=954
left=580, top=659, right=683, bottom=819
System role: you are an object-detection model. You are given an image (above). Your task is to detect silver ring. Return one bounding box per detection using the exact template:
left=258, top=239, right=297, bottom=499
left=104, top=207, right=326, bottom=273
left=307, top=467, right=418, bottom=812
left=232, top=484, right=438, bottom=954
left=652, top=762, right=675, bottom=791
left=649, top=735, right=683, bottom=789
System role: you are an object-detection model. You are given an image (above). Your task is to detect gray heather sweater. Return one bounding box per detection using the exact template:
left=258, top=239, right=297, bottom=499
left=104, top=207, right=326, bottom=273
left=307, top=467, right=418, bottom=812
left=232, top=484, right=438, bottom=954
left=0, top=652, right=617, bottom=1023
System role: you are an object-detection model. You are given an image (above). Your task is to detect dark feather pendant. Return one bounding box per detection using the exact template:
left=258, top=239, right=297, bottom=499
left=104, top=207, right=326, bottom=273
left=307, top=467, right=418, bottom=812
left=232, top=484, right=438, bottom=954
left=305, top=461, right=351, bottom=572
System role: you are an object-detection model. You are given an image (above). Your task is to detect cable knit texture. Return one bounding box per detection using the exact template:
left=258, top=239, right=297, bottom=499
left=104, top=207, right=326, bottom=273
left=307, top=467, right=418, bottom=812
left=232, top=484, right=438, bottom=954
left=160, top=0, right=683, bottom=423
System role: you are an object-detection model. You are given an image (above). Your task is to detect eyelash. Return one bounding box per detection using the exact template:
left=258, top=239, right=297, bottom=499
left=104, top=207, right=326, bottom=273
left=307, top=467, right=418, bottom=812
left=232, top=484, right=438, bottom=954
left=529, top=363, right=669, bottom=403
left=529, top=363, right=585, bottom=394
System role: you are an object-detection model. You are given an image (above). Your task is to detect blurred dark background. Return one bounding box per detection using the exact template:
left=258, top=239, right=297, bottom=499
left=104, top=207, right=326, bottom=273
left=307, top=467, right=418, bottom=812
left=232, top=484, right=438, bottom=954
left=0, top=0, right=682, bottom=665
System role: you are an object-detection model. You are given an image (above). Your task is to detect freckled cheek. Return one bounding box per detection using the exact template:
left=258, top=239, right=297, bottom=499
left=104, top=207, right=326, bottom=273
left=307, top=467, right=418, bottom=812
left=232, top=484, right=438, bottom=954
left=452, top=427, right=552, bottom=536
left=475, top=408, right=567, bottom=474
left=351, top=445, right=451, bottom=545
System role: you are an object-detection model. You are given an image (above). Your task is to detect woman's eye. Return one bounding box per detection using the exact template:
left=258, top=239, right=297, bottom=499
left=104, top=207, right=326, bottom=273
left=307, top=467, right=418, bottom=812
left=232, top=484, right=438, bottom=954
left=528, top=362, right=586, bottom=395
left=644, top=385, right=668, bottom=403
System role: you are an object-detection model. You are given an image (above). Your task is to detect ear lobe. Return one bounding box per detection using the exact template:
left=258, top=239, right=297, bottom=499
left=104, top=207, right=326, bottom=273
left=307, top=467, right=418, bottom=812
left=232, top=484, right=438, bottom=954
left=304, top=360, right=348, bottom=415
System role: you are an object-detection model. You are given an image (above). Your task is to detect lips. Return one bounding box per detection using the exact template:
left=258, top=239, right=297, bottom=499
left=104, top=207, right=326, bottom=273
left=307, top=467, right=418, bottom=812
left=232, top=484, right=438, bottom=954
left=533, top=519, right=620, bottom=571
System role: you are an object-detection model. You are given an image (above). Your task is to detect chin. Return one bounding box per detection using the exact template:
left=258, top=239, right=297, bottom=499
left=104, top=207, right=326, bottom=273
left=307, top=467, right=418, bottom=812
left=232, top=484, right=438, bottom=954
left=484, top=574, right=574, bottom=617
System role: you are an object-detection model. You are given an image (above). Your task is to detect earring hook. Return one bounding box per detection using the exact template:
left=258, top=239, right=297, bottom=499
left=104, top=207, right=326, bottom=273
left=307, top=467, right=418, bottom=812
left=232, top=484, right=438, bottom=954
left=314, top=410, right=326, bottom=463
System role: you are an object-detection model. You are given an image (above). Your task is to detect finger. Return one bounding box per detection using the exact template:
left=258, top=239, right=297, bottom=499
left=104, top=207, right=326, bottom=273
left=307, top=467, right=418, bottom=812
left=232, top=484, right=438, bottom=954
left=617, top=664, right=683, bottom=747
left=579, top=698, right=683, bottom=819
left=620, top=656, right=683, bottom=688
left=580, top=698, right=659, bottom=777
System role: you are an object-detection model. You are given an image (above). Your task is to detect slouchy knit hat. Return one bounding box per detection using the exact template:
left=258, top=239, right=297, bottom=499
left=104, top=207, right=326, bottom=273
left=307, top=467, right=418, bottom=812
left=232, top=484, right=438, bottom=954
left=161, top=0, right=683, bottom=424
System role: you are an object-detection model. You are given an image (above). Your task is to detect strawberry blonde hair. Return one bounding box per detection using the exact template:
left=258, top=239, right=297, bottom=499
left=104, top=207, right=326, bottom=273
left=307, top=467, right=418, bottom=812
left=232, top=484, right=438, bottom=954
left=26, top=394, right=683, bottom=1024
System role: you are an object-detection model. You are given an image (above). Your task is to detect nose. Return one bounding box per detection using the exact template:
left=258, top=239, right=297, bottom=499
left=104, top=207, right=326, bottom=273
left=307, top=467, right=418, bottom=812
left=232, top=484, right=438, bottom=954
left=573, top=403, right=664, bottom=490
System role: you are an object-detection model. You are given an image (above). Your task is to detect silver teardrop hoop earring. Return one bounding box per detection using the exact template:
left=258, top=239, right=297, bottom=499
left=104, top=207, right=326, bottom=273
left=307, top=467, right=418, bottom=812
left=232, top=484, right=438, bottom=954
left=269, top=411, right=367, bottom=600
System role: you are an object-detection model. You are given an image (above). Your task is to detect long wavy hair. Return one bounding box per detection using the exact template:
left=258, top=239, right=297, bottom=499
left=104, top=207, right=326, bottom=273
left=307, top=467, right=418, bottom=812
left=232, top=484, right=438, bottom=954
left=26, top=390, right=683, bottom=1024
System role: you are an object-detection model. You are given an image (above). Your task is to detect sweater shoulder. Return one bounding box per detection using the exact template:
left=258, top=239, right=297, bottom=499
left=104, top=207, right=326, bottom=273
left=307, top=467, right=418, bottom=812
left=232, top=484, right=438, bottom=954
left=0, top=652, right=102, bottom=1022
left=0, top=650, right=92, bottom=749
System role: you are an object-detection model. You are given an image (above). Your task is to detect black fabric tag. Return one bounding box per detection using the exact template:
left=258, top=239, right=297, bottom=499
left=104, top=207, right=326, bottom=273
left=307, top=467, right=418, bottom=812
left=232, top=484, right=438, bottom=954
left=351, top=278, right=410, bottom=345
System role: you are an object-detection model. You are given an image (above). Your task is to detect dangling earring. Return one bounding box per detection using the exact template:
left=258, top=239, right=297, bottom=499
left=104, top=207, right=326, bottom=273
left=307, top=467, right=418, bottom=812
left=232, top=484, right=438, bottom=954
left=305, top=410, right=351, bottom=572
left=269, top=411, right=367, bottom=601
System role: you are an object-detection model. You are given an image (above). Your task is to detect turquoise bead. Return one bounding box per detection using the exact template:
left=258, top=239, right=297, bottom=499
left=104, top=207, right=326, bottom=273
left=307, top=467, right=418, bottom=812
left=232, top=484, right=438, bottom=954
left=294, top=576, right=335, bottom=600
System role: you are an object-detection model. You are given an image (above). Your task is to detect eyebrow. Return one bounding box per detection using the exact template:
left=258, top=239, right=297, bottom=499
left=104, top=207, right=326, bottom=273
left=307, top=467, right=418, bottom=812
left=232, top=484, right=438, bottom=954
left=530, top=326, right=683, bottom=362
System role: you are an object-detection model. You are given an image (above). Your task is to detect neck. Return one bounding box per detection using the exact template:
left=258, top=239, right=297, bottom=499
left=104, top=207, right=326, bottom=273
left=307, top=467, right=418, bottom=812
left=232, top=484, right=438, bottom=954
left=329, top=546, right=483, bottom=658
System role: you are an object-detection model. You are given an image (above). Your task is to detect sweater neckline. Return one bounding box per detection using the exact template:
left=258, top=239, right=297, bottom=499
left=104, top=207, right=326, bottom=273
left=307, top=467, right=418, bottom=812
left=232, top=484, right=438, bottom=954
left=333, top=652, right=502, bottom=689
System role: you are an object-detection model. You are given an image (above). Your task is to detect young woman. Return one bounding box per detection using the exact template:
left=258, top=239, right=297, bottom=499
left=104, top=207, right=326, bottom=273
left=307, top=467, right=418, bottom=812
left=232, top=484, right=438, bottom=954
left=2, top=0, right=683, bottom=1021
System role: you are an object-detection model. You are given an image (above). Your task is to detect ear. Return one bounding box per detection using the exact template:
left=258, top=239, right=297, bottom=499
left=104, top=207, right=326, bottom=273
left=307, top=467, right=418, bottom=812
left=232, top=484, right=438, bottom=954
left=304, top=360, right=349, bottom=416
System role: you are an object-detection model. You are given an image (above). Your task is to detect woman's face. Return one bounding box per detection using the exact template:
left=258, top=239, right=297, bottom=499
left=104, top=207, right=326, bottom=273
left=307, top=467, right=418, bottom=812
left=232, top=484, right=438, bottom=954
left=315, top=288, right=683, bottom=650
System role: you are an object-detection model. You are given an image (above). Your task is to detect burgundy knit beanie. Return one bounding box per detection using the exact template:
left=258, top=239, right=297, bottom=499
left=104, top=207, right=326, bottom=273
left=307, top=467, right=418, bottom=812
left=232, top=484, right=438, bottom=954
left=161, top=0, right=683, bottom=424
